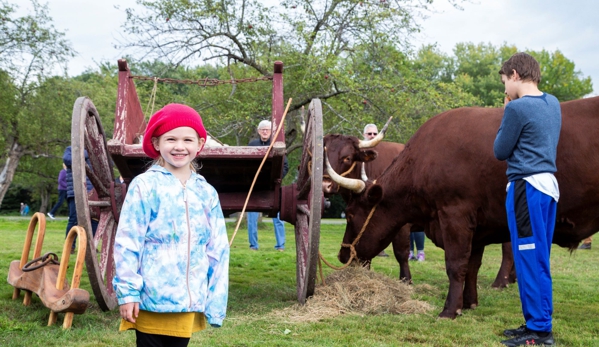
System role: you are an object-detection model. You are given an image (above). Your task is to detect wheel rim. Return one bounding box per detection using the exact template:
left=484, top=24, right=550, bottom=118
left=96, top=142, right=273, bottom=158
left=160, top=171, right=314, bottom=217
left=294, top=99, right=324, bottom=303
left=72, top=97, right=122, bottom=311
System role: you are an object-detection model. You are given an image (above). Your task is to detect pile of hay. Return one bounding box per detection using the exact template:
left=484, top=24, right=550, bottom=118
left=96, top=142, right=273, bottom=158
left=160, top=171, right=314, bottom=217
left=272, top=266, right=433, bottom=323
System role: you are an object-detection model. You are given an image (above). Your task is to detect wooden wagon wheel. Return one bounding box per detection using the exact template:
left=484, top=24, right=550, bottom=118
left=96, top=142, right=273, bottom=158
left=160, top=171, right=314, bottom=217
left=71, top=97, right=124, bottom=311
left=294, top=99, right=324, bottom=304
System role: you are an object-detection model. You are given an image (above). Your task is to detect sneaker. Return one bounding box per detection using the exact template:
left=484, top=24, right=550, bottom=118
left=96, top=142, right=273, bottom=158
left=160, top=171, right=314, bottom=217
left=503, top=324, right=527, bottom=337
left=377, top=250, right=389, bottom=257
left=250, top=247, right=258, bottom=251
left=578, top=242, right=591, bottom=250
left=409, top=251, right=416, bottom=261
left=416, top=251, right=425, bottom=262
left=47, top=212, right=55, bottom=220
left=276, top=248, right=284, bottom=252
left=501, top=330, right=554, bottom=346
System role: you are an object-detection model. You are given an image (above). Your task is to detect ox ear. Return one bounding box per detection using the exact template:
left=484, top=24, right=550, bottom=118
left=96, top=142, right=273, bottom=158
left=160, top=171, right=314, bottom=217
left=358, top=149, right=378, bottom=163
left=366, top=184, right=383, bottom=205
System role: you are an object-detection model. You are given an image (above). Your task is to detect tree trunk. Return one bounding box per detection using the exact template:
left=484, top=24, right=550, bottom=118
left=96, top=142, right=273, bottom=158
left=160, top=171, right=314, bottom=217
left=0, top=141, right=24, bottom=209
left=39, top=187, right=50, bottom=213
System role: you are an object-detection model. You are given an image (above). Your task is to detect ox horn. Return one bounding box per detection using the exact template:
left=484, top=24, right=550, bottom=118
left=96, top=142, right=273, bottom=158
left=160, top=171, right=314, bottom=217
left=361, top=162, right=368, bottom=181
left=358, top=116, right=393, bottom=148
left=325, top=149, right=365, bottom=193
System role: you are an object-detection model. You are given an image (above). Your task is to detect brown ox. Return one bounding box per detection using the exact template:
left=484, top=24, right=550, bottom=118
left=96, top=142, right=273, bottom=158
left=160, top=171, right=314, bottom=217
left=324, top=134, right=516, bottom=288
left=323, top=134, right=412, bottom=281
left=329, top=96, right=599, bottom=318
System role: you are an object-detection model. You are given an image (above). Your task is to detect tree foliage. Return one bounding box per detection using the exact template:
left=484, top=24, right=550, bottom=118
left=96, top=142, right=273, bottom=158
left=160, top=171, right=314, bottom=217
left=0, top=0, right=594, bottom=207
left=438, top=42, right=593, bottom=107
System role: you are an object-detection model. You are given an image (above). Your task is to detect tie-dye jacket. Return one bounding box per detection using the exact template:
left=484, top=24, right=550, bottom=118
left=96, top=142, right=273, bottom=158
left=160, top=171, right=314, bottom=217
left=113, top=165, right=229, bottom=327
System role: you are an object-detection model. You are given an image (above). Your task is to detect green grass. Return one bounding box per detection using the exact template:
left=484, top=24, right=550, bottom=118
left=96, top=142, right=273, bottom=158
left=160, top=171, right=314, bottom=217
left=1, top=217, right=598, bottom=346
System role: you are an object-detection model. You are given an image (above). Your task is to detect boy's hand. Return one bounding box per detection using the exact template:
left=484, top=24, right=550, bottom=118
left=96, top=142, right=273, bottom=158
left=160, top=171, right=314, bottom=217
left=119, top=302, right=140, bottom=323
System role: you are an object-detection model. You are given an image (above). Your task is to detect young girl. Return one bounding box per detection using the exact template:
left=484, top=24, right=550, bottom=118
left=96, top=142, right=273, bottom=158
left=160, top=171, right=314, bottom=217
left=113, top=103, right=229, bottom=347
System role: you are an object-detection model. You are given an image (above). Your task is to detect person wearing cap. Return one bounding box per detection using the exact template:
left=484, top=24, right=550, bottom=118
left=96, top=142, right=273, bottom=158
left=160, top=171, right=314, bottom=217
left=246, top=119, right=289, bottom=251
left=113, top=103, right=230, bottom=347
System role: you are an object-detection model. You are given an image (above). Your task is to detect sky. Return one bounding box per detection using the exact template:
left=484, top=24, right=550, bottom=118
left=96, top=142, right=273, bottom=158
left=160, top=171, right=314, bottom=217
left=18, top=0, right=598, bottom=96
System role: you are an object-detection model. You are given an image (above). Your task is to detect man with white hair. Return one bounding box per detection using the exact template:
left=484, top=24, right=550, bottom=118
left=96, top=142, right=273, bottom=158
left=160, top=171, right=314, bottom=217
left=363, top=124, right=379, bottom=141
left=362, top=123, right=390, bottom=257
left=247, top=120, right=289, bottom=251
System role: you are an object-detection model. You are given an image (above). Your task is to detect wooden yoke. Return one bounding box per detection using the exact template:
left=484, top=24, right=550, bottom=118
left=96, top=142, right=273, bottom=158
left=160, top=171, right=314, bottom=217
left=47, top=226, right=89, bottom=329
left=10, top=212, right=46, bottom=305
left=7, top=219, right=90, bottom=329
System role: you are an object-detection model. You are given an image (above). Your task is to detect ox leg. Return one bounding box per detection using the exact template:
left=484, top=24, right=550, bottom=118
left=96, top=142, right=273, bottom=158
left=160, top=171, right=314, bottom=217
left=438, top=210, right=475, bottom=319
left=491, top=242, right=517, bottom=288
left=463, top=246, right=484, bottom=310
left=391, top=224, right=412, bottom=284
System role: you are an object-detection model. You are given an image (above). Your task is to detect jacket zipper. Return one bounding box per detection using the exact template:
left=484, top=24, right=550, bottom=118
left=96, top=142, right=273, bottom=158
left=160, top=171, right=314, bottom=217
left=183, top=181, right=193, bottom=308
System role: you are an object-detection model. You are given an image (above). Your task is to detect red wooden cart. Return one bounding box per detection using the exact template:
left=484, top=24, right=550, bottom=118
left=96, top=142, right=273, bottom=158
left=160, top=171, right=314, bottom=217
left=70, top=60, right=324, bottom=311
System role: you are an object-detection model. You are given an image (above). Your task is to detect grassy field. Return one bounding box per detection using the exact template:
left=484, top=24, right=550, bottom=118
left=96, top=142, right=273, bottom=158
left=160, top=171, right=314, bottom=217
left=1, top=216, right=598, bottom=346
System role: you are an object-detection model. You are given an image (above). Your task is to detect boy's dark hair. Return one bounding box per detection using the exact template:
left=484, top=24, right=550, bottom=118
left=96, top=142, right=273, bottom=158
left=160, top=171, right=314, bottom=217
left=499, top=52, right=541, bottom=84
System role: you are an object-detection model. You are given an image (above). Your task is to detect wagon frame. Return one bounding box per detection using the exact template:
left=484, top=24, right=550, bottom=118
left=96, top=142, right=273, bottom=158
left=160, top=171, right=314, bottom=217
left=70, top=60, right=324, bottom=311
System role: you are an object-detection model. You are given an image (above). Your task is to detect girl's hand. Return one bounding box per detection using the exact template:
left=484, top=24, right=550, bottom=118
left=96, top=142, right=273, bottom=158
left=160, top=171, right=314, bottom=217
left=119, top=302, right=140, bottom=323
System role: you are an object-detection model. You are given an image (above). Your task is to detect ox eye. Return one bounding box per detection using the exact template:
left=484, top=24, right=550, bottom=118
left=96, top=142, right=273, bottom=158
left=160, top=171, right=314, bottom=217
left=343, top=157, right=351, bottom=163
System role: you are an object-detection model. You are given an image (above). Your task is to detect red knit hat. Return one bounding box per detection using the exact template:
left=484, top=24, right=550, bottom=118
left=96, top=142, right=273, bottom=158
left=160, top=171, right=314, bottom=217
left=142, top=104, right=207, bottom=159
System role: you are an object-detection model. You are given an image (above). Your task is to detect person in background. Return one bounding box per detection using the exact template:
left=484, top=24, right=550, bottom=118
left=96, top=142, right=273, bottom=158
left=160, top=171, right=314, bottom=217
left=246, top=120, right=288, bottom=251
left=363, top=124, right=389, bottom=258
left=47, top=163, right=67, bottom=219
left=578, top=234, right=593, bottom=250
left=409, top=231, right=426, bottom=261
left=113, top=103, right=229, bottom=347
left=494, top=52, right=560, bottom=347
left=19, top=203, right=25, bottom=216
left=21, top=203, right=30, bottom=216
left=63, top=146, right=98, bottom=253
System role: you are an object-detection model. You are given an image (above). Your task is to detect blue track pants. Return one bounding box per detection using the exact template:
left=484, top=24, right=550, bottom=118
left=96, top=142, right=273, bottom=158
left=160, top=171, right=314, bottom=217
left=506, top=180, right=556, bottom=332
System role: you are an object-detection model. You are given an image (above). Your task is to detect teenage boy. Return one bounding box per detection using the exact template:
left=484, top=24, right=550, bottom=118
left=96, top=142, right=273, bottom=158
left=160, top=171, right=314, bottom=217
left=494, top=52, right=561, bottom=346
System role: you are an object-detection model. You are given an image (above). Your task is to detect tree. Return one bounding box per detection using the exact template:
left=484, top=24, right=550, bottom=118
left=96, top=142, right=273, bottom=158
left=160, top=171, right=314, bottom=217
left=533, top=49, right=593, bottom=102
left=118, top=1, right=467, bottom=134
left=446, top=43, right=592, bottom=107
left=0, top=0, right=75, bottom=208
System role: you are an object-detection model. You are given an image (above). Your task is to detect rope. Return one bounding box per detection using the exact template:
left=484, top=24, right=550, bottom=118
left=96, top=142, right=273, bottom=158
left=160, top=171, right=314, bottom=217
left=144, top=77, right=158, bottom=118
left=228, top=98, right=293, bottom=246
left=318, top=255, right=326, bottom=286
left=130, top=75, right=273, bottom=86
left=318, top=202, right=379, bottom=270
left=22, top=252, right=60, bottom=272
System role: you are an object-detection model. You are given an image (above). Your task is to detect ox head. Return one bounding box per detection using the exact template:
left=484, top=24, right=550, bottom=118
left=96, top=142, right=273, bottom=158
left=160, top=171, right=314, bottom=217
left=326, top=157, right=403, bottom=264
left=322, top=117, right=392, bottom=196
left=322, top=135, right=377, bottom=195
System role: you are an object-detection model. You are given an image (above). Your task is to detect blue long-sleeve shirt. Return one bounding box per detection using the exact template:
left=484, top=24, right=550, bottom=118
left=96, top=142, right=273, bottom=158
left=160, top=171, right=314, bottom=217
left=494, top=93, right=561, bottom=182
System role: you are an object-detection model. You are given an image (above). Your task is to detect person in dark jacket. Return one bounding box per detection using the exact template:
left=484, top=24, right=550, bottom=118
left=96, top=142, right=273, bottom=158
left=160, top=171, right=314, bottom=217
left=47, top=164, right=67, bottom=219
left=63, top=146, right=98, bottom=253
left=246, top=120, right=288, bottom=251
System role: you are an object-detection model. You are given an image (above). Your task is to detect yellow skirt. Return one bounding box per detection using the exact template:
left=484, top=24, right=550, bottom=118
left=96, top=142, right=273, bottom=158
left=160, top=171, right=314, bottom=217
left=120, top=310, right=206, bottom=338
